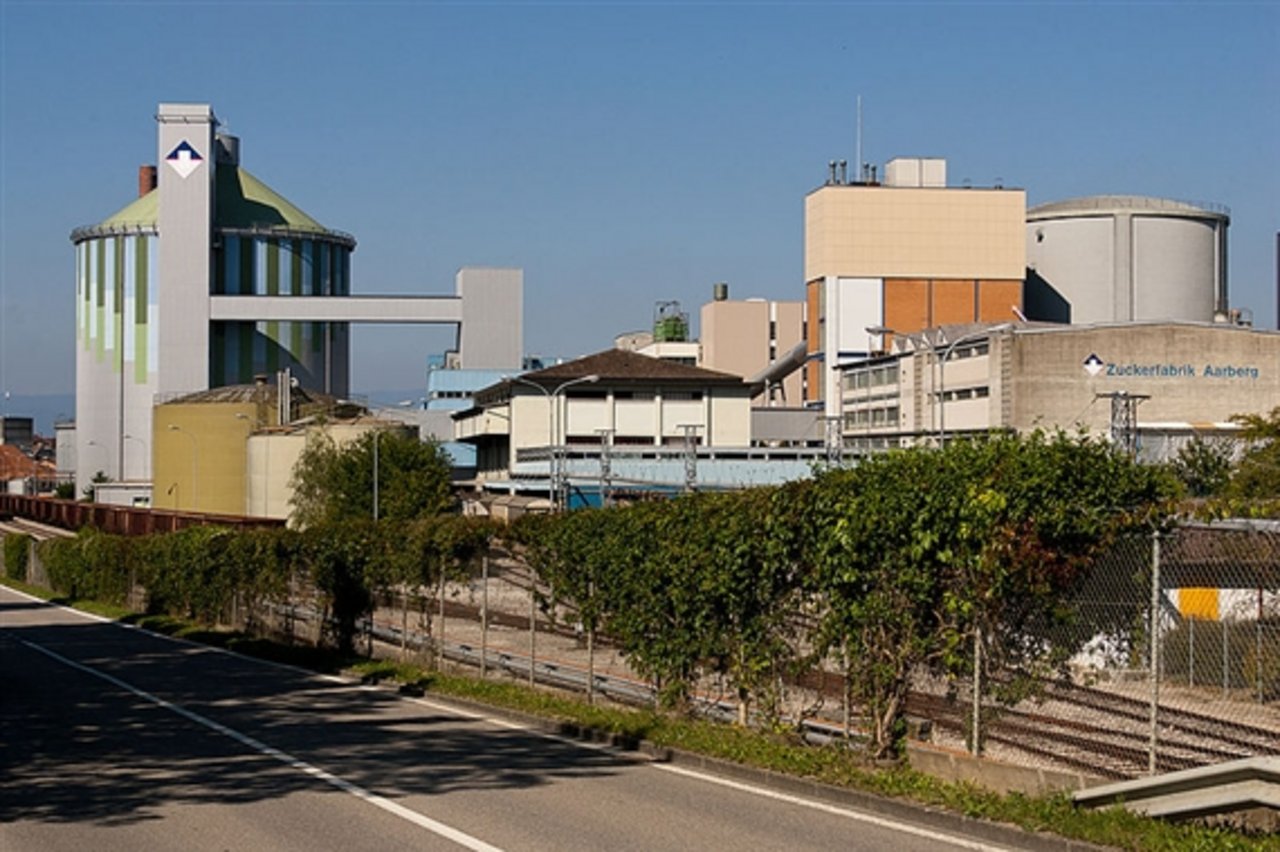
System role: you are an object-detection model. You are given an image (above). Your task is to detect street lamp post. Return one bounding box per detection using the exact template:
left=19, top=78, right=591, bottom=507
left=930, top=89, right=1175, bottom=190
left=506, top=374, right=600, bottom=511
left=84, top=439, right=106, bottom=477
left=372, top=429, right=381, bottom=521
left=123, top=433, right=147, bottom=481
left=167, top=425, right=198, bottom=511
left=83, top=440, right=108, bottom=499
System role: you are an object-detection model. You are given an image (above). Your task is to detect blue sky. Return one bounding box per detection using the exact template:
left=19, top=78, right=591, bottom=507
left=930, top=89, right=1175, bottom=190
left=2, top=1, right=1277, bottom=402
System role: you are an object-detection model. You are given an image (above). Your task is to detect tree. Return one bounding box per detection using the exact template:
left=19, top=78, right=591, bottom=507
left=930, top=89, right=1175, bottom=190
left=289, top=428, right=455, bottom=526
left=82, top=470, right=110, bottom=501
left=1171, top=434, right=1234, bottom=498
left=301, top=519, right=382, bottom=654
left=1226, top=407, right=1280, bottom=500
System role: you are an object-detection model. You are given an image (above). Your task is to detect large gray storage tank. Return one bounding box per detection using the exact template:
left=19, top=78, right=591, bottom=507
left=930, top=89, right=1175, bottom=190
left=1025, top=196, right=1228, bottom=325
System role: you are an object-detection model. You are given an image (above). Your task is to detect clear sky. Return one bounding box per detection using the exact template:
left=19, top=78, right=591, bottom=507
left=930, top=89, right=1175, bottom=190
left=1, top=1, right=1277, bottom=402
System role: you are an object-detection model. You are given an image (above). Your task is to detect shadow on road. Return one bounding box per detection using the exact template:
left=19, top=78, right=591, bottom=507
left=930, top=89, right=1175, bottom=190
left=0, top=616, right=629, bottom=827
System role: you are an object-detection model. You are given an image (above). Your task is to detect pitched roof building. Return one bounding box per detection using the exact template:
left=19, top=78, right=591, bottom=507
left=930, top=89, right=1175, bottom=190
left=455, top=349, right=755, bottom=494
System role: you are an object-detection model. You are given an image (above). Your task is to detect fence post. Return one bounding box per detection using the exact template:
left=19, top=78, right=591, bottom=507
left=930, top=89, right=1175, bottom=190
left=586, top=577, right=596, bottom=705
left=400, top=588, right=409, bottom=660
left=529, top=575, right=537, bottom=687
left=1149, top=528, right=1161, bottom=776
left=1188, top=617, right=1195, bottom=688
left=1258, top=589, right=1265, bottom=704
left=841, top=640, right=851, bottom=740
left=480, top=555, right=489, bottom=679
left=1222, top=617, right=1229, bottom=698
left=27, top=538, right=38, bottom=586
left=970, top=626, right=982, bottom=757
left=437, top=558, right=446, bottom=671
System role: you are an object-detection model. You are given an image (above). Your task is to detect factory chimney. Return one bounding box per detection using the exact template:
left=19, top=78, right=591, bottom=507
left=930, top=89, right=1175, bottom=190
left=138, top=165, right=158, bottom=197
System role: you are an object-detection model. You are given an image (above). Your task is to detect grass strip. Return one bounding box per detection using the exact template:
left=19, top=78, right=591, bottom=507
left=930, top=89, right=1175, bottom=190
left=2, top=577, right=134, bottom=620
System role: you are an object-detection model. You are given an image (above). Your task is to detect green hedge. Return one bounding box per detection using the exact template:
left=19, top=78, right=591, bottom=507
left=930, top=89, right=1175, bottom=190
left=3, top=533, right=31, bottom=581
left=26, top=516, right=498, bottom=653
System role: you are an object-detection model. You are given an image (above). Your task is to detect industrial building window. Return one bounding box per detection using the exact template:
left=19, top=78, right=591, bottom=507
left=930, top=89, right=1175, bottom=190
left=941, top=386, right=989, bottom=402
left=664, top=391, right=703, bottom=401
left=566, top=389, right=608, bottom=399
left=946, top=342, right=989, bottom=361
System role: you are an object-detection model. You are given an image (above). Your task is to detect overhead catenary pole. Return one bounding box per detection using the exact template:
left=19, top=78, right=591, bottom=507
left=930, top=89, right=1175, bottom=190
left=1149, top=528, right=1162, bottom=776
left=856, top=94, right=863, bottom=180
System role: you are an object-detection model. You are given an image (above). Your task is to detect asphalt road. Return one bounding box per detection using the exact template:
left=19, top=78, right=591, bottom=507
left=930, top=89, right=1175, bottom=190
left=0, top=586, right=1030, bottom=851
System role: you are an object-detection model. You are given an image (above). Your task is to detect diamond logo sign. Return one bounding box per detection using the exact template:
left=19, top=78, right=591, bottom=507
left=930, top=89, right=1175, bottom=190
left=165, top=140, right=203, bottom=179
left=1083, top=353, right=1105, bottom=377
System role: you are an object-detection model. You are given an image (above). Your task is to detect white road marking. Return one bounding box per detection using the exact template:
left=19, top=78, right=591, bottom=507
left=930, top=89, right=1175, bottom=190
left=653, top=763, right=1020, bottom=852
left=16, top=636, right=506, bottom=852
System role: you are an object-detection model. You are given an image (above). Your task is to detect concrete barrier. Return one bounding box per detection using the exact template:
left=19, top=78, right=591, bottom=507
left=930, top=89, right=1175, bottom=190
left=907, top=741, right=1104, bottom=796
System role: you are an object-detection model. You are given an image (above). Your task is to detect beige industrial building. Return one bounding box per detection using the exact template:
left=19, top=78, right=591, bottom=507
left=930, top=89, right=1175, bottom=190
left=839, top=321, right=1280, bottom=458
left=151, top=379, right=403, bottom=518
left=453, top=348, right=754, bottom=482
left=804, top=157, right=1026, bottom=415
left=699, top=285, right=806, bottom=407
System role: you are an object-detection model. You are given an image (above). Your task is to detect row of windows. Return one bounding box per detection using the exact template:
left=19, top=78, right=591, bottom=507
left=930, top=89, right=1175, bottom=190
left=564, top=389, right=704, bottom=401
left=943, top=342, right=989, bottom=361
left=565, top=434, right=703, bottom=446
left=939, top=385, right=990, bottom=402
left=844, top=406, right=901, bottom=429
left=842, top=385, right=989, bottom=429
left=844, top=363, right=899, bottom=392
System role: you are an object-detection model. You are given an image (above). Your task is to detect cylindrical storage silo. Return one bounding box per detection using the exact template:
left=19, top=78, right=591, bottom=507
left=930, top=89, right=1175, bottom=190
left=210, top=156, right=356, bottom=393
left=70, top=119, right=356, bottom=499
left=70, top=200, right=159, bottom=487
left=1025, top=196, right=1229, bottom=325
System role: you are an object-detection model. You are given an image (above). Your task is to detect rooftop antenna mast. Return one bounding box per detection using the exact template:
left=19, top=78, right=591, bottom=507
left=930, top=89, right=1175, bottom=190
left=856, top=95, right=863, bottom=182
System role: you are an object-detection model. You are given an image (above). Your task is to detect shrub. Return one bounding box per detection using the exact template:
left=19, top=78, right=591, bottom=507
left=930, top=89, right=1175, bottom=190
left=3, top=533, right=31, bottom=581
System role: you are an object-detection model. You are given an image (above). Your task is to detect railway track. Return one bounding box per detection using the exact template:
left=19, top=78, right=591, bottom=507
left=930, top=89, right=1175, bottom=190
left=905, top=675, right=1280, bottom=779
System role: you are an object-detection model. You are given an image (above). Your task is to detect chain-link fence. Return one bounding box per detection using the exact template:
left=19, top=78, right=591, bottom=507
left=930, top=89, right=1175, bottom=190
left=957, top=521, right=1280, bottom=780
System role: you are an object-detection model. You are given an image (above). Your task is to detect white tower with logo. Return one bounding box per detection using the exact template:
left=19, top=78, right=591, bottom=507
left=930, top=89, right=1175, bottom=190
left=156, top=103, right=217, bottom=395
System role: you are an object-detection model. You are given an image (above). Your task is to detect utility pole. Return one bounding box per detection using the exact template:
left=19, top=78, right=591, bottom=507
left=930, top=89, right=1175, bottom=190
left=677, top=424, right=700, bottom=493
left=825, top=415, right=843, bottom=466
left=1096, top=391, right=1150, bottom=457
left=595, top=428, right=614, bottom=508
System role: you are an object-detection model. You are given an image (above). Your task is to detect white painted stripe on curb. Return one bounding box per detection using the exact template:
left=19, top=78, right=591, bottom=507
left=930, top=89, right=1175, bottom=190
left=17, top=636, right=506, bottom=852
left=653, top=763, right=1018, bottom=852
